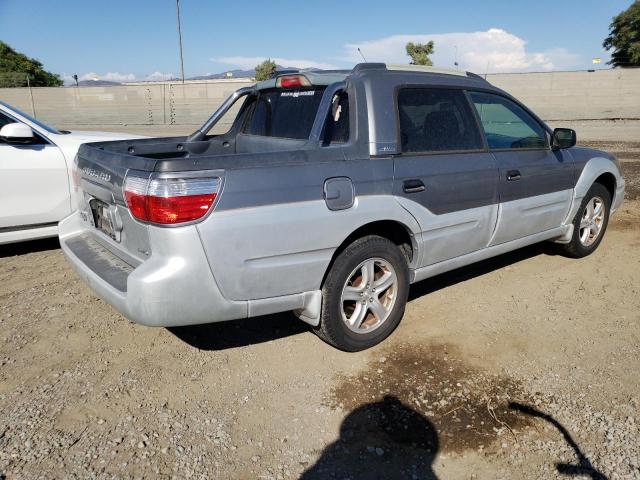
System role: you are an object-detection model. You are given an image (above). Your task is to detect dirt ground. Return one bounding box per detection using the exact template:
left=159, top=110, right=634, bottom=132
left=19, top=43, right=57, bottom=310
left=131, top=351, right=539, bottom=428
left=1, top=140, right=639, bottom=479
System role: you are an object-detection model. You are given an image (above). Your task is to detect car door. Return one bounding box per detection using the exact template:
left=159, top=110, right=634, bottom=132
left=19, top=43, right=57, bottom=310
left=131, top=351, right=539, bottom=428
left=468, top=91, right=574, bottom=246
left=0, top=113, right=70, bottom=230
left=393, top=88, right=499, bottom=267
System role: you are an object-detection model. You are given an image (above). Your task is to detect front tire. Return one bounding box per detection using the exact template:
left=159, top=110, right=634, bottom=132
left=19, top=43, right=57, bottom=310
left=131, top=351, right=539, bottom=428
left=314, top=235, right=409, bottom=351
left=558, top=183, right=611, bottom=258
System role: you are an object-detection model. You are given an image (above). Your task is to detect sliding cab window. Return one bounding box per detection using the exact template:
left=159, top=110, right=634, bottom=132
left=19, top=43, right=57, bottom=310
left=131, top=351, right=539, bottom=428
left=397, top=88, right=484, bottom=154
left=322, top=91, right=350, bottom=146
left=242, top=87, right=326, bottom=140
left=469, top=91, right=547, bottom=150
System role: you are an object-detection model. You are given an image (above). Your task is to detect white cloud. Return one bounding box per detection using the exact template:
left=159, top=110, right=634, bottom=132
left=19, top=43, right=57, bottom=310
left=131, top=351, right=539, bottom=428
left=341, top=29, right=582, bottom=73
left=214, top=56, right=339, bottom=70
left=145, top=71, right=175, bottom=81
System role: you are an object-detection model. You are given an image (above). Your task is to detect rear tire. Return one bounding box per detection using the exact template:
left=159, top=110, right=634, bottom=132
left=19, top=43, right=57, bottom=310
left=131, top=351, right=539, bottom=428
left=314, top=235, right=409, bottom=352
left=557, top=183, right=611, bottom=258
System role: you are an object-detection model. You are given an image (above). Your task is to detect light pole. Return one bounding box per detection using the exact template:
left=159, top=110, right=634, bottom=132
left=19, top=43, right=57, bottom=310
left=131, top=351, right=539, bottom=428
left=176, top=0, right=185, bottom=83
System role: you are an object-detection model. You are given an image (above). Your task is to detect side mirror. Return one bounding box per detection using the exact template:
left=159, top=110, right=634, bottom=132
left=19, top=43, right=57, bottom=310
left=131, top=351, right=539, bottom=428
left=551, top=128, right=576, bottom=150
left=0, top=123, right=35, bottom=144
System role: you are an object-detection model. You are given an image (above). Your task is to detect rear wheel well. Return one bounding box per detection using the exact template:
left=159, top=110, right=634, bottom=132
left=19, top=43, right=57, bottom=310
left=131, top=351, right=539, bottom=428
left=322, top=221, right=415, bottom=286
left=594, top=172, right=616, bottom=200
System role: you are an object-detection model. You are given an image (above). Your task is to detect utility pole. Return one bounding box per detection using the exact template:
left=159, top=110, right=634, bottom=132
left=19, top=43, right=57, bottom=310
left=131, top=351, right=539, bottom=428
left=176, top=0, right=185, bottom=83
left=26, top=75, right=37, bottom=118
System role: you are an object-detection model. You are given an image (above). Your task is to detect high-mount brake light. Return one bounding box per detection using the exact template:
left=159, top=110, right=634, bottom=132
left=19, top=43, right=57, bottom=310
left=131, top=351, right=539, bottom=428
left=276, top=75, right=311, bottom=88
left=123, top=174, right=220, bottom=225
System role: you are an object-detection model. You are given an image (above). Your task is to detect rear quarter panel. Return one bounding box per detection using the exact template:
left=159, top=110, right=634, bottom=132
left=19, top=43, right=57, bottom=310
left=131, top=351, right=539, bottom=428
left=196, top=157, right=420, bottom=301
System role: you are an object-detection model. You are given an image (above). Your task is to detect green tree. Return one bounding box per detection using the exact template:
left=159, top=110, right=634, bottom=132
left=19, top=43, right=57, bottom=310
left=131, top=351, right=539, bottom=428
left=0, top=41, right=63, bottom=87
left=405, top=41, right=435, bottom=66
left=254, top=58, right=277, bottom=81
left=603, top=1, right=640, bottom=67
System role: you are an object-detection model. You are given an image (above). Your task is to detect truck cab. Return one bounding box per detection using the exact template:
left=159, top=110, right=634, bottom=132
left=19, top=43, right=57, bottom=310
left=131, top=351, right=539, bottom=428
left=59, top=63, right=625, bottom=351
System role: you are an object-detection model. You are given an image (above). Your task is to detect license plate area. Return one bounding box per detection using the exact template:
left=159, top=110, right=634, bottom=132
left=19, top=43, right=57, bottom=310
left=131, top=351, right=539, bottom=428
left=88, top=198, right=120, bottom=241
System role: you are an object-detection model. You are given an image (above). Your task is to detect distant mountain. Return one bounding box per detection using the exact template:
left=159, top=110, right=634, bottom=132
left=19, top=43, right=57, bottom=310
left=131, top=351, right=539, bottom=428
left=74, top=79, right=122, bottom=87
left=64, top=65, right=320, bottom=87
left=188, top=65, right=321, bottom=81
left=189, top=68, right=256, bottom=80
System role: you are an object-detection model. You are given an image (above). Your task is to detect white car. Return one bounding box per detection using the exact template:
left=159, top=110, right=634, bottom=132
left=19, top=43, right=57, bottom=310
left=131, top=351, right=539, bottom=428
left=0, top=101, right=144, bottom=245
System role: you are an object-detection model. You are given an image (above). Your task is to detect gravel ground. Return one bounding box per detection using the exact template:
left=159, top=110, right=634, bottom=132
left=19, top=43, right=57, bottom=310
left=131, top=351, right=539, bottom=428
left=0, top=140, right=639, bottom=479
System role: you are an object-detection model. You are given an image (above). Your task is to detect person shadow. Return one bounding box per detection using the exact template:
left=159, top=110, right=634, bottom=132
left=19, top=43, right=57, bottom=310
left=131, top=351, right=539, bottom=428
left=509, top=402, right=608, bottom=480
left=300, top=395, right=439, bottom=480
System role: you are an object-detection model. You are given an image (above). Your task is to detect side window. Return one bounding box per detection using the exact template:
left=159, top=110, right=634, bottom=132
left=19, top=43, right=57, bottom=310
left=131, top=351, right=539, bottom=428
left=322, top=91, right=349, bottom=145
left=207, top=94, right=249, bottom=136
left=469, top=92, right=547, bottom=149
left=244, top=97, right=270, bottom=136
left=0, top=112, right=14, bottom=130
left=398, top=88, right=483, bottom=153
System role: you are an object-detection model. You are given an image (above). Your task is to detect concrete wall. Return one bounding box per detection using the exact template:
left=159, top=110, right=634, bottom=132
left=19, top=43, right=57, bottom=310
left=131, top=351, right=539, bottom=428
left=0, top=79, right=254, bottom=132
left=1, top=69, right=638, bottom=130
left=485, top=68, right=640, bottom=121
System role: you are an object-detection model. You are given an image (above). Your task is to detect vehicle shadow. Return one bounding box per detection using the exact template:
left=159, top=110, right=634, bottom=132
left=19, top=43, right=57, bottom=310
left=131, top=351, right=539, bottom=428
left=171, top=242, right=559, bottom=351
left=167, top=312, right=307, bottom=351
left=509, top=402, right=608, bottom=480
left=409, top=241, right=557, bottom=301
left=0, top=237, right=60, bottom=258
left=300, top=395, right=439, bottom=480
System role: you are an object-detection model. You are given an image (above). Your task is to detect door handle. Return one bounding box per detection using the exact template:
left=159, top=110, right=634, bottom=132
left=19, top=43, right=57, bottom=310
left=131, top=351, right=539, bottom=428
left=506, top=170, right=522, bottom=181
left=403, top=179, right=425, bottom=193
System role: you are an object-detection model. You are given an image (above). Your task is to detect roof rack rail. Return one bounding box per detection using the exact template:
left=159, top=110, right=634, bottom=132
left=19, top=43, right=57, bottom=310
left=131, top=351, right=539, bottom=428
left=465, top=71, right=489, bottom=82
left=386, top=64, right=469, bottom=77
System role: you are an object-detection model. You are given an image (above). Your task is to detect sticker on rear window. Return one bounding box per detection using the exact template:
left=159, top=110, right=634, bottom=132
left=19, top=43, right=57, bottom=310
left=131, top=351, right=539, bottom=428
left=280, top=91, right=316, bottom=98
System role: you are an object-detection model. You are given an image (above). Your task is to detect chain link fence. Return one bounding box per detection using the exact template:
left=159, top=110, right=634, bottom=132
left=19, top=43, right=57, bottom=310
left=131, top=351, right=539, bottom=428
left=0, top=78, right=254, bottom=133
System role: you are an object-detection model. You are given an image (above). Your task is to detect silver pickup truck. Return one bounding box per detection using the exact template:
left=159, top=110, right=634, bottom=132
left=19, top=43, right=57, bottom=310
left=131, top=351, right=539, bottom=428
left=59, top=63, right=625, bottom=351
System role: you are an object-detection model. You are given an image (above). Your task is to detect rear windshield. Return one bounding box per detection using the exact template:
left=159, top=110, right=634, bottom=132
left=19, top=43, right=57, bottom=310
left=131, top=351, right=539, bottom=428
left=242, top=88, right=325, bottom=140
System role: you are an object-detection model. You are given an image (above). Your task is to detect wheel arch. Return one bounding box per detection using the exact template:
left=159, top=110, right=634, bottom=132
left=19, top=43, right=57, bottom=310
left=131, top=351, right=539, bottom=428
left=321, top=219, right=418, bottom=287
left=564, top=157, right=622, bottom=226
left=594, top=172, right=616, bottom=201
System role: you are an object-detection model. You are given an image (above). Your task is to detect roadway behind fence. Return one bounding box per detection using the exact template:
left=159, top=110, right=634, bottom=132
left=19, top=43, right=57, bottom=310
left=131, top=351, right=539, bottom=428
left=0, top=69, right=638, bottom=131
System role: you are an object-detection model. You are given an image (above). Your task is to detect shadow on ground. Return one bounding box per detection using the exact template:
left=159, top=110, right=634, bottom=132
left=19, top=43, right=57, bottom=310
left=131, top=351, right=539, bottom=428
left=317, top=344, right=609, bottom=479
left=510, top=402, right=608, bottom=480
left=170, top=242, right=558, bottom=350
left=409, top=241, right=557, bottom=301
left=301, top=395, right=439, bottom=480
left=0, top=237, right=60, bottom=258
left=298, top=397, right=608, bottom=479
left=168, top=312, right=307, bottom=350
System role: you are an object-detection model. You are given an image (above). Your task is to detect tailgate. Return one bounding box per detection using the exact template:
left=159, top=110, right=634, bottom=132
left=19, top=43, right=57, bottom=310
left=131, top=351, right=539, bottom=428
left=73, top=142, right=158, bottom=264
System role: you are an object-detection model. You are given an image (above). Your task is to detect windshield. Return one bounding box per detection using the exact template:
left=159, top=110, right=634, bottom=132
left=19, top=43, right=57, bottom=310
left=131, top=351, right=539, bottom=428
left=242, top=88, right=325, bottom=140
left=0, top=100, right=62, bottom=135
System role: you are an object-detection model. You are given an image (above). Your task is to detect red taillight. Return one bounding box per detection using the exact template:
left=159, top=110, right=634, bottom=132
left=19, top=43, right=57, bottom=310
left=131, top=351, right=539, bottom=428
left=276, top=75, right=311, bottom=88
left=123, top=174, right=220, bottom=225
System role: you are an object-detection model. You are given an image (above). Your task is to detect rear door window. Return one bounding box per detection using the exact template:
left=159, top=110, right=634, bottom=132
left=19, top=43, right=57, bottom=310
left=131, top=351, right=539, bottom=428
left=322, top=91, right=349, bottom=145
left=243, top=88, right=325, bottom=140
left=469, top=92, right=547, bottom=149
left=397, top=88, right=483, bottom=153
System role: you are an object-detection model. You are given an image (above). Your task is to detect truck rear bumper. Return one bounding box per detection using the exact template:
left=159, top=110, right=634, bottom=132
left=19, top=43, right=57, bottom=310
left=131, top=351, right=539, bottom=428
left=59, top=211, right=248, bottom=327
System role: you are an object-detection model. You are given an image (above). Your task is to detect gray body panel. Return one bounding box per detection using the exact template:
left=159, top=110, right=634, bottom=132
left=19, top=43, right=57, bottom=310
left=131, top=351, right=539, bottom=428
left=393, top=151, right=499, bottom=266
left=60, top=64, right=625, bottom=328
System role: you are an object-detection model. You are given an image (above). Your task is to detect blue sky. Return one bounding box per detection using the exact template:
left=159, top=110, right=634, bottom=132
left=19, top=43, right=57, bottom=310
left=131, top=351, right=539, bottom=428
left=0, top=0, right=632, bottom=82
